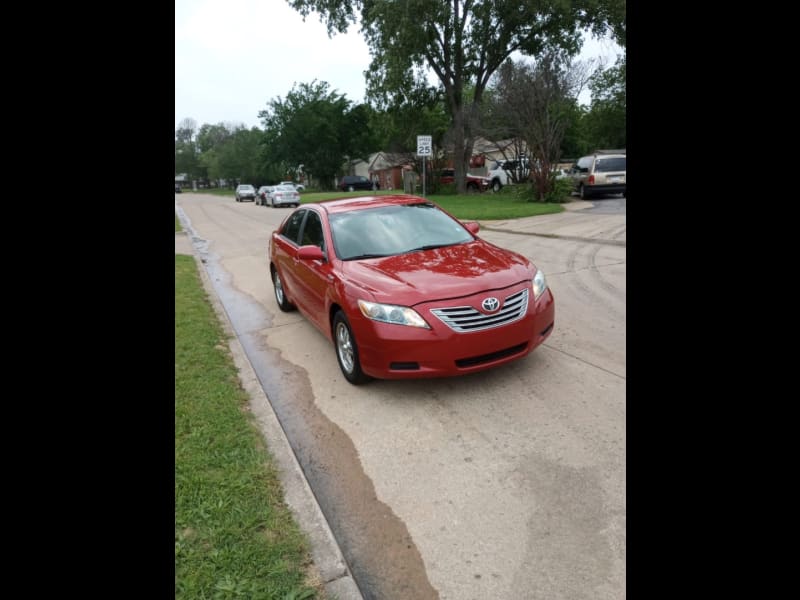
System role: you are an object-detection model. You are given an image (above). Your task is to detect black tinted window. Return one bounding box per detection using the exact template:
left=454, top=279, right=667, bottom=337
left=301, top=211, right=324, bottom=249
left=281, top=210, right=305, bottom=243
left=594, top=157, right=626, bottom=172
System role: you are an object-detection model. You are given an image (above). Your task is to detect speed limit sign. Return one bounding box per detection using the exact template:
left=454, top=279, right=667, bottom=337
left=417, top=135, right=432, bottom=157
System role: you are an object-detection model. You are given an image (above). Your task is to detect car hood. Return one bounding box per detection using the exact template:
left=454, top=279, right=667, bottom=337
left=340, top=240, right=533, bottom=305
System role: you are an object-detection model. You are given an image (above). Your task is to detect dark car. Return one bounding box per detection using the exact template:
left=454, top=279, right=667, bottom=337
left=268, top=195, right=554, bottom=384
left=338, top=175, right=378, bottom=192
left=175, top=184, right=182, bottom=193
left=235, top=184, right=256, bottom=202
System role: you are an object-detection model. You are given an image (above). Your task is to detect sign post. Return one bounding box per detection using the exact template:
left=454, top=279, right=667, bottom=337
left=416, top=135, right=432, bottom=197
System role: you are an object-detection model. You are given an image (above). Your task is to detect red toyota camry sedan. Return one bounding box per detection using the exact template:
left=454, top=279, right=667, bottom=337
left=268, top=195, right=554, bottom=384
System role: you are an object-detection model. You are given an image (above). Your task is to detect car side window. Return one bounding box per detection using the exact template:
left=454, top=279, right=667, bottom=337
left=300, top=211, right=325, bottom=250
left=281, top=210, right=306, bottom=244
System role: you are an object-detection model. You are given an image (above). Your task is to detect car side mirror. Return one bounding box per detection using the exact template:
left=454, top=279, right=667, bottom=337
left=464, top=221, right=480, bottom=234
left=297, top=245, right=325, bottom=261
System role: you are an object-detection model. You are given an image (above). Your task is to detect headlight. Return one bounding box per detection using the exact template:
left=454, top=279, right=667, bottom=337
left=357, top=300, right=430, bottom=329
left=532, top=269, right=548, bottom=300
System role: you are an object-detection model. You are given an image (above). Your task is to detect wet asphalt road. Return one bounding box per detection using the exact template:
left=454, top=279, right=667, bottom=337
left=175, top=192, right=626, bottom=600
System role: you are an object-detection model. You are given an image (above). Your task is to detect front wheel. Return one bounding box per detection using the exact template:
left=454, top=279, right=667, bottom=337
left=348, top=185, right=355, bottom=192
left=492, top=180, right=502, bottom=193
left=333, top=311, right=370, bottom=385
left=272, top=268, right=295, bottom=312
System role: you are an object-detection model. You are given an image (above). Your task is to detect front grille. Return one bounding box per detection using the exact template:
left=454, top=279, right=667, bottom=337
left=430, top=289, right=529, bottom=333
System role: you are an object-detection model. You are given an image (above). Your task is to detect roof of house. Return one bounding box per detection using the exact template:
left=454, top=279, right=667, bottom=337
left=368, top=151, right=414, bottom=171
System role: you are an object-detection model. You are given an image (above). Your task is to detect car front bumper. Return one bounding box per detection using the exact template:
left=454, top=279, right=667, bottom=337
left=350, top=286, right=555, bottom=379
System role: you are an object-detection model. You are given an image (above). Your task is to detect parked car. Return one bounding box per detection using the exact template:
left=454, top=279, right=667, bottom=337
left=268, top=195, right=555, bottom=384
left=280, top=181, right=305, bottom=192
left=439, top=168, right=490, bottom=193
left=175, top=184, right=182, bottom=193
left=256, top=186, right=274, bottom=206
left=338, top=175, right=378, bottom=192
left=235, top=184, right=256, bottom=202
left=267, top=184, right=301, bottom=208
left=569, top=154, right=626, bottom=199
left=487, top=158, right=532, bottom=192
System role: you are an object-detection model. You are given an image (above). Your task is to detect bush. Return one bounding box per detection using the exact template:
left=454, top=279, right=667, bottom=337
left=509, top=176, right=574, bottom=203
left=436, top=183, right=457, bottom=195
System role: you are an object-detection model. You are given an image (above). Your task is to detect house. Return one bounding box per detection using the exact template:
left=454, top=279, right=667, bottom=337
left=368, top=152, right=416, bottom=190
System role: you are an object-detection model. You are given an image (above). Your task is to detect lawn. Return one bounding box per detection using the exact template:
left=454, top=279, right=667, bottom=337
left=189, top=187, right=565, bottom=220
left=175, top=255, right=321, bottom=599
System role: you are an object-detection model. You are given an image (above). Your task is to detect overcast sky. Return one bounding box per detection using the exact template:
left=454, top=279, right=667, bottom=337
left=175, top=0, right=623, bottom=131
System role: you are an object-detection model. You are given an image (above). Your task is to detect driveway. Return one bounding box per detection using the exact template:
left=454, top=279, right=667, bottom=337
left=175, top=194, right=626, bottom=600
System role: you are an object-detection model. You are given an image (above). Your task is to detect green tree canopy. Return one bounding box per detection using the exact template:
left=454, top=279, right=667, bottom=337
left=288, top=0, right=622, bottom=192
left=258, top=80, right=377, bottom=189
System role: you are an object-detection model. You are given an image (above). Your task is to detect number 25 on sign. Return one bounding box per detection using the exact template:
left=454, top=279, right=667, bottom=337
left=417, top=135, right=432, bottom=157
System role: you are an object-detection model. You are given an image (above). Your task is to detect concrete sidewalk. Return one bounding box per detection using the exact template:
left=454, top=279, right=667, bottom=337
left=478, top=199, right=626, bottom=246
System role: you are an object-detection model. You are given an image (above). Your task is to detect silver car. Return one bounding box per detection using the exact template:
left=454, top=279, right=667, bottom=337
left=256, top=186, right=274, bottom=206
left=267, top=184, right=300, bottom=208
left=569, top=154, right=626, bottom=199
left=235, top=184, right=256, bottom=202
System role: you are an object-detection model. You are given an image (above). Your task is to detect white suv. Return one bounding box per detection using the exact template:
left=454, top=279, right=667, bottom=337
left=486, top=158, right=531, bottom=192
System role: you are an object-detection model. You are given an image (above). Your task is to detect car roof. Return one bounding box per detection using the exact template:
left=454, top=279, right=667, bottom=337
left=308, top=194, right=431, bottom=215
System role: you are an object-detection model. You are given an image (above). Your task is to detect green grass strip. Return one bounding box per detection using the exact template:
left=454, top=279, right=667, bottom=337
left=175, top=255, right=319, bottom=599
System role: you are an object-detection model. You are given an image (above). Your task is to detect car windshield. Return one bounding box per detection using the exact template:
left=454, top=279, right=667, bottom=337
left=329, top=203, right=474, bottom=260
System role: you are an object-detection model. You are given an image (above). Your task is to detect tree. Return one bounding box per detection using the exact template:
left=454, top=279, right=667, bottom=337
left=175, top=118, right=199, bottom=183
left=583, top=56, right=625, bottom=150
left=259, top=80, right=377, bottom=189
left=288, top=0, right=621, bottom=192
left=215, top=127, right=265, bottom=186
left=485, top=54, right=592, bottom=200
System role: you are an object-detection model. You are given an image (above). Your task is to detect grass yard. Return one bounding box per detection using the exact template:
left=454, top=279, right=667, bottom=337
left=188, top=187, right=564, bottom=220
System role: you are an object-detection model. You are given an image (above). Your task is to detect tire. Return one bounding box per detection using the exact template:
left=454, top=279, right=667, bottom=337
left=272, top=268, right=295, bottom=312
left=333, top=311, right=370, bottom=385
left=622, top=188, right=626, bottom=198
left=579, top=184, right=589, bottom=200
left=467, top=182, right=478, bottom=194
left=348, top=185, right=355, bottom=192
left=492, top=180, right=502, bottom=193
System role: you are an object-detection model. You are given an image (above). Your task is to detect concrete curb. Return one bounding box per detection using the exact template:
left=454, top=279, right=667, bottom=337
left=176, top=229, right=363, bottom=600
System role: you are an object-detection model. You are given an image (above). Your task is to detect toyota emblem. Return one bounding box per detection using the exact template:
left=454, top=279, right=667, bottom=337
left=482, top=297, right=500, bottom=312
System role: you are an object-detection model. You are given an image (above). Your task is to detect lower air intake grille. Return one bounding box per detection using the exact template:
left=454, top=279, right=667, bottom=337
left=455, top=342, right=529, bottom=368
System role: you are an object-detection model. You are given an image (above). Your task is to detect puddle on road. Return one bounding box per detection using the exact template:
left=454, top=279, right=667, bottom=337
left=187, top=231, right=437, bottom=600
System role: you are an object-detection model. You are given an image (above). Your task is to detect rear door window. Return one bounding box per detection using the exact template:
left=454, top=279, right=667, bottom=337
left=594, top=157, right=626, bottom=172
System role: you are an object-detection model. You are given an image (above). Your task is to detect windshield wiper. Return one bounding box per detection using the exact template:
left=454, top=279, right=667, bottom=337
left=343, top=253, right=394, bottom=261
left=407, top=243, right=457, bottom=252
